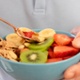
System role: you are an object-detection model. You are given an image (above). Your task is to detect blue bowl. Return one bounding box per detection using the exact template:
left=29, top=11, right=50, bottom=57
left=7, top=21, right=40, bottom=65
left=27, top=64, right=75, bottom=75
left=0, top=30, right=80, bottom=80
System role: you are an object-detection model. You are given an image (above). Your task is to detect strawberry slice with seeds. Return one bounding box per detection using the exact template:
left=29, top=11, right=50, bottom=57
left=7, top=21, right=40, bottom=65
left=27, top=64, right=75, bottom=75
left=54, top=34, right=73, bottom=46
left=53, top=46, right=79, bottom=58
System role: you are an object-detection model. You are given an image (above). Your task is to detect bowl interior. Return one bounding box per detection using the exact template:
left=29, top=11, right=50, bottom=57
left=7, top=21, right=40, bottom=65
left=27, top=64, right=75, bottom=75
left=0, top=29, right=80, bottom=80
left=0, top=29, right=79, bottom=65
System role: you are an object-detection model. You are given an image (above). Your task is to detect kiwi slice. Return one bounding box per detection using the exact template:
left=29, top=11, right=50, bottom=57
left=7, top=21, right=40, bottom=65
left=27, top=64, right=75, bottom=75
left=20, top=50, right=48, bottom=63
left=27, top=37, right=54, bottom=51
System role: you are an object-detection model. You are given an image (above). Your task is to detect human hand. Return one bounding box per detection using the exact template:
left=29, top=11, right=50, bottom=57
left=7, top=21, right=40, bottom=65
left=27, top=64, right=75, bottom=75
left=71, top=26, right=80, bottom=35
left=64, top=62, right=80, bottom=80
left=71, top=27, right=80, bottom=48
left=63, top=27, right=80, bottom=80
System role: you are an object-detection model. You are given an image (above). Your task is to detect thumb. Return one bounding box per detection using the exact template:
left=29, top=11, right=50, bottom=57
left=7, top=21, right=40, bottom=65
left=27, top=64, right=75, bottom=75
left=64, top=64, right=78, bottom=79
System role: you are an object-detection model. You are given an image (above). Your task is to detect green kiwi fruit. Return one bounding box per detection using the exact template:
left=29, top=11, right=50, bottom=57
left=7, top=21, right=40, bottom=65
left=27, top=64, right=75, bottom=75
left=20, top=50, right=48, bottom=63
left=27, top=37, right=54, bottom=51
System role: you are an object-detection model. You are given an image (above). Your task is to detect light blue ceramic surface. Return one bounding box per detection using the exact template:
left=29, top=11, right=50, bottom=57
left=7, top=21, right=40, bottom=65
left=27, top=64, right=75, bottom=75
left=0, top=30, right=80, bottom=80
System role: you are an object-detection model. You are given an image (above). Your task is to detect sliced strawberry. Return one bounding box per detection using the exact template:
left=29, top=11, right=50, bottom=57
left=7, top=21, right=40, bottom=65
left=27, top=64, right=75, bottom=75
left=68, top=37, right=74, bottom=46
left=47, top=58, right=62, bottom=63
left=54, top=34, right=73, bottom=46
left=23, top=31, right=35, bottom=38
left=48, top=47, right=54, bottom=58
left=63, top=56, right=73, bottom=60
left=53, top=46, right=79, bottom=58
left=51, top=42, right=58, bottom=47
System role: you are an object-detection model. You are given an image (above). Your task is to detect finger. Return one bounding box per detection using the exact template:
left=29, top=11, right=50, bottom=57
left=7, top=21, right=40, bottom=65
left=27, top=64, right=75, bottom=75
left=75, top=76, right=80, bottom=80
left=75, top=32, right=80, bottom=38
left=77, top=62, right=80, bottom=65
left=70, top=26, right=80, bottom=35
left=64, top=77, right=80, bottom=80
left=72, top=37, right=80, bottom=48
left=63, top=78, right=75, bottom=80
left=76, top=62, right=80, bottom=76
left=64, top=64, right=78, bottom=79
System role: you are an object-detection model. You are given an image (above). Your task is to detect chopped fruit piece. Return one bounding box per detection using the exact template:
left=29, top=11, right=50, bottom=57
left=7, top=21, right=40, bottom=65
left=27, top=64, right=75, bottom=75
left=51, top=42, right=58, bottom=47
left=28, top=37, right=54, bottom=51
left=48, top=47, right=54, bottom=58
left=39, top=28, right=56, bottom=39
left=47, top=58, right=62, bottom=63
left=63, top=56, right=73, bottom=60
left=54, top=34, right=73, bottom=46
left=20, top=50, right=48, bottom=63
left=20, top=48, right=29, bottom=53
left=23, top=31, right=35, bottom=38
left=53, top=46, right=79, bottom=58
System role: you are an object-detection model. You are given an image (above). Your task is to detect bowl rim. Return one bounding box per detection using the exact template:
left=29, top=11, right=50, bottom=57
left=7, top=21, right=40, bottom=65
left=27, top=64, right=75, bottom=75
left=0, top=29, right=80, bottom=66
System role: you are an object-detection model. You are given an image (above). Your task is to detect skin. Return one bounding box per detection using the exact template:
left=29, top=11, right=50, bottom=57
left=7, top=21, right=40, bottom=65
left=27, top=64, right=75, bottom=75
left=64, top=27, right=80, bottom=80
left=64, top=62, right=80, bottom=80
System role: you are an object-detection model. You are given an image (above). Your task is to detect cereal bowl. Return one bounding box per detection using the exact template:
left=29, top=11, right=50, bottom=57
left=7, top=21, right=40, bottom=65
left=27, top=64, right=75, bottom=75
left=0, top=29, right=80, bottom=80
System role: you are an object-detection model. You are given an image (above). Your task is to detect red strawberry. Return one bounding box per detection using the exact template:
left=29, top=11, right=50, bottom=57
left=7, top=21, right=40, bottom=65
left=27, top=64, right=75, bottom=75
left=51, top=42, right=58, bottom=47
left=48, top=47, right=54, bottom=58
left=47, top=58, right=62, bottom=63
left=63, top=56, right=73, bottom=60
left=23, top=31, right=35, bottom=38
left=54, top=34, right=73, bottom=46
left=53, top=46, right=79, bottom=58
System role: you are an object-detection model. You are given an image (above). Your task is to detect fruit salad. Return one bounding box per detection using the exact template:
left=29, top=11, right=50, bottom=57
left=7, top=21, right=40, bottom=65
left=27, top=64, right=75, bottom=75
left=0, top=27, right=79, bottom=64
